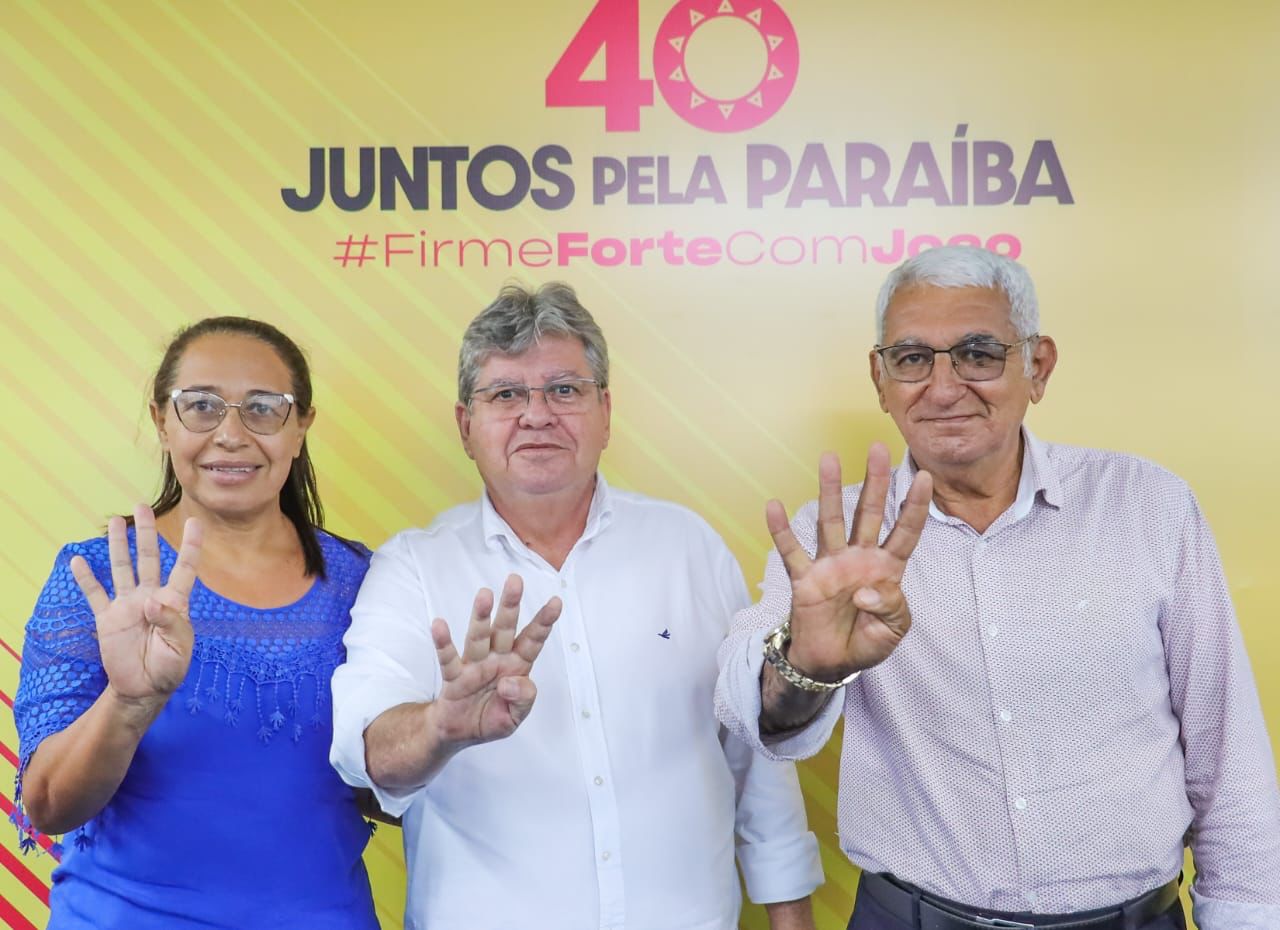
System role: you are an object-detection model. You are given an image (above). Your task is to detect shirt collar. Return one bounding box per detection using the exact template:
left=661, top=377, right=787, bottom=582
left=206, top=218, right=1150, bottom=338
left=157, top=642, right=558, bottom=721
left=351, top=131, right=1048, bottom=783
left=480, top=473, right=616, bottom=551
left=1022, top=428, right=1062, bottom=510
left=892, top=427, right=1061, bottom=522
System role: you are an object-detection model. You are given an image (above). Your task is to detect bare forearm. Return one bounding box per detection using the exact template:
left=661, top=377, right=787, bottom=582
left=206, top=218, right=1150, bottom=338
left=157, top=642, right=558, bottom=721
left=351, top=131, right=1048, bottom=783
left=21, top=686, right=166, bottom=834
left=764, top=896, right=816, bottom=930
left=363, top=701, right=457, bottom=790
left=759, top=663, right=832, bottom=736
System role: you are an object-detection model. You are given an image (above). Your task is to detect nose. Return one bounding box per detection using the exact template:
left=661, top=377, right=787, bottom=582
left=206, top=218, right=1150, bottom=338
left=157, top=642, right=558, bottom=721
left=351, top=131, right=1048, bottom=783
left=921, top=355, right=969, bottom=403
left=518, top=388, right=557, bottom=427
left=212, top=408, right=251, bottom=447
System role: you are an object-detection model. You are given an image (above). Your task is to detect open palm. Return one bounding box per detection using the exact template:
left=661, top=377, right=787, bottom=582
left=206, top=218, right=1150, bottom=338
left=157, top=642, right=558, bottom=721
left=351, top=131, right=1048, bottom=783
left=769, top=444, right=932, bottom=681
left=70, top=505, right=203, bottom=700
left=428, top=574, right=561, bottom=750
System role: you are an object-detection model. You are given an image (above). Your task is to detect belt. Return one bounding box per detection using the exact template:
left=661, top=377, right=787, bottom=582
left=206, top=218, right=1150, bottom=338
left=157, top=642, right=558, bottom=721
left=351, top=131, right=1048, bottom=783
left=860, top=872, right=1181, bottom=930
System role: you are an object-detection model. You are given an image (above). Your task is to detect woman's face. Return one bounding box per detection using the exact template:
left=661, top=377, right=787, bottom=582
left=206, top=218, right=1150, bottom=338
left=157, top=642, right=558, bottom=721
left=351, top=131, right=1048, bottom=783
left=150, top=333, right=314, bottom=523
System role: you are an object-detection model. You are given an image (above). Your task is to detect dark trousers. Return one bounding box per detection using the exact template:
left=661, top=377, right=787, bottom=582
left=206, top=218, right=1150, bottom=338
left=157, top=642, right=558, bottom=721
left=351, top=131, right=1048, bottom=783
left=847, top=876, right=1188, bottom=930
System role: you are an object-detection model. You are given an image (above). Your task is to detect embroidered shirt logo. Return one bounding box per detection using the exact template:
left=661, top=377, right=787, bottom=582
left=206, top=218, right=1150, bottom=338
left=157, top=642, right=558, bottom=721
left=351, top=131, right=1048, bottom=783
left=658, top=629, right=671, bottom=639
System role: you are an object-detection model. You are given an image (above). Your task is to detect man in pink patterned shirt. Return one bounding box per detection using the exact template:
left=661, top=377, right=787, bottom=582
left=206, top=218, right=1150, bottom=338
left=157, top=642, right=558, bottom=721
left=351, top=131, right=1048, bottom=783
left=715, top=245, right=1280, bottom=930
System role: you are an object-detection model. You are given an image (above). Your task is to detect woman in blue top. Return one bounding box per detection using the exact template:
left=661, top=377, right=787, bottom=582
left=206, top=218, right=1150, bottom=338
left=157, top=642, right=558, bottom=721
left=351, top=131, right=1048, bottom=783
left=12, top=317, right=381, bottom=929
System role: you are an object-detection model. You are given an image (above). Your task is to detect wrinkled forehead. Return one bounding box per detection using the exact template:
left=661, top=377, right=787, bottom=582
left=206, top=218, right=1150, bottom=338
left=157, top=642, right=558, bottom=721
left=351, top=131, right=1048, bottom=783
left=171, top=333, right=294, bottom=394
left=881, top=284, right=1017, bottom=343
left=474, top=333, right=592, bottom=384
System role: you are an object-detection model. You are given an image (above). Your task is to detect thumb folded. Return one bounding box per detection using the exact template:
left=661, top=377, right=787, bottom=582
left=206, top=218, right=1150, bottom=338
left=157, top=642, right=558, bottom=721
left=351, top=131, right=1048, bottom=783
left=143, top=596, right=164, bottom=623
left=853, top=587, right=882, bottom=609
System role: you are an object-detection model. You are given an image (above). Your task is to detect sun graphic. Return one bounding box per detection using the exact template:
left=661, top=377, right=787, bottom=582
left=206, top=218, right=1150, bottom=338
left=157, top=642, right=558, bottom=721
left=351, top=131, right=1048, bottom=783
left=653, top=0, right=799, bottom=133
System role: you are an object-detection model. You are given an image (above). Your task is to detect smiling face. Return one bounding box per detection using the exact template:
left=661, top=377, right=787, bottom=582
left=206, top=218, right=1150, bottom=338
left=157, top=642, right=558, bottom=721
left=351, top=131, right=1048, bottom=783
left=455, top=334, right=611, bottom=509
left=151, top=332, right=314, bottom=522
left=869, top=284, right=1056, bottom=480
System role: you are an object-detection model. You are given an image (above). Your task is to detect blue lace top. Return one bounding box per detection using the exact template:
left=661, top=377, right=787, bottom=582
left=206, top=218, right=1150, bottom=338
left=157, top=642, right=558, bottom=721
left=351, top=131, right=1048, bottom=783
left=12, top=527, right=380, bottom=930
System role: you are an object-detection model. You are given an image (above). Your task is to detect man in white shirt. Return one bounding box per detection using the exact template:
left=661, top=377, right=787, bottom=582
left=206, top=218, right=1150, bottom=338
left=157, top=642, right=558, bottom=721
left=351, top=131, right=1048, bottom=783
left=330, top=282, right=822, bottom=930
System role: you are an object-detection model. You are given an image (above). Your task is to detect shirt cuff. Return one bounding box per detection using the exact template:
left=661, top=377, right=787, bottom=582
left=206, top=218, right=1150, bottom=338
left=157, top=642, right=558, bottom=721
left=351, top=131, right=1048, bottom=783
left=329, top=671, right=433, bottom=818
left=1191, top=885, right=1280, bottom=930
left=738, top=829, right=823, bottom=904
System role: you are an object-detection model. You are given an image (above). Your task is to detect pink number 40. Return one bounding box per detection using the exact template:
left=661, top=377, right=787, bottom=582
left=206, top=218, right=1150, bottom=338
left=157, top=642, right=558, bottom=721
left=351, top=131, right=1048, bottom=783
left=546, top=0, right=799, bottom=134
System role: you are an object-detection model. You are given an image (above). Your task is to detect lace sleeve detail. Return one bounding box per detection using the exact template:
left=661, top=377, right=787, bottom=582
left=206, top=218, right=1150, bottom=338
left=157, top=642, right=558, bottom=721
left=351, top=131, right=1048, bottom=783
left=11, top=541, right=108, bottom=850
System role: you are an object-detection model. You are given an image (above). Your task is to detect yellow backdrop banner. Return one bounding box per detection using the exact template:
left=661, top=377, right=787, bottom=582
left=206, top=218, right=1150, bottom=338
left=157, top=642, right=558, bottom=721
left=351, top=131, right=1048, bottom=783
left=2, top=2, right=1277, bottom=927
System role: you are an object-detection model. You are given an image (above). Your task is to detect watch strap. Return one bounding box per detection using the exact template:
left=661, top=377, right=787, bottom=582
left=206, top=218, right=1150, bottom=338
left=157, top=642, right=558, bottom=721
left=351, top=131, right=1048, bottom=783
left=763, top=620, right=861, bottom=693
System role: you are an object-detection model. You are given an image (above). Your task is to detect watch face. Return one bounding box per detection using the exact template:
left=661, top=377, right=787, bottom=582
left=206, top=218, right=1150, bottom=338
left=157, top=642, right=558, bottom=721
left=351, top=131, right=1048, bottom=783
left=767, top=622, right=791, bottom=650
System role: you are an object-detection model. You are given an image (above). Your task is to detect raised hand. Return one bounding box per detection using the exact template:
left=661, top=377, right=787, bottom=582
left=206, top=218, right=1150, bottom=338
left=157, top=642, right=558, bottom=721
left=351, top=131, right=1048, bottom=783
left=768, top=443, right=932, bottom=683
left=427, top=574, right=561, bottom=753
left=70, top=505, right=203, bottom=701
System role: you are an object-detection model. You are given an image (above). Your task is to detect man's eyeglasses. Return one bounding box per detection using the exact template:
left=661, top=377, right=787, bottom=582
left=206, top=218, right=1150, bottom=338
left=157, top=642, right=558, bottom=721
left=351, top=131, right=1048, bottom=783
left=470, top=378, right=601, bottom=418
left=170, top=389, right=295, bottom=435
left=874, top=336, right=1038, bottom=383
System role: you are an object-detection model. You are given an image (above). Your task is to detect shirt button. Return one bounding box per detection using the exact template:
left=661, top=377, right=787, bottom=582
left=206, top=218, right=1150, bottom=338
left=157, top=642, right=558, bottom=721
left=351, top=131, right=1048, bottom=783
left=581, top=709, right=592, bottom=719
left=594, top=775, right=604, bottom=786
left=1013, top=797, right=1028, bottom=811
left=570, top=642, right=580, bottom=652
left=999, top=710, right=1012, bottom=723
left=987, top=624, right=999, bottom=638
left=560, top=578, right=568, bottom=590
left=1024, top=891, right=1038, bottom=907
left=601, top=851, right=611, bottom=861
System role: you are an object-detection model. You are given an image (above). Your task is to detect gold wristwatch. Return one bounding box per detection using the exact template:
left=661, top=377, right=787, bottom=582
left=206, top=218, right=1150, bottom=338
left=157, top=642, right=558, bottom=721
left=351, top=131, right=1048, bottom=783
left=763, top=620, right=862, bottom=693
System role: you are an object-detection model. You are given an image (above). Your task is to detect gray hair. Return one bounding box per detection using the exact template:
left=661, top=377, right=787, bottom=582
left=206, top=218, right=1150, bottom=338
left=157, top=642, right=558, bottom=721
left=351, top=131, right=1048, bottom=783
left=875, top=246, right=1040, bottom=373
left=458, top=282, right=609, bottom=404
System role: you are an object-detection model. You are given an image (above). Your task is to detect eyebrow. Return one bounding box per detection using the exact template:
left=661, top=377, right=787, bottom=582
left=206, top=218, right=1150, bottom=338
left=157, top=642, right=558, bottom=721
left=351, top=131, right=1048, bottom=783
left=888, top=332, right=1002, bottom=347
left=478, top=370, right=585, bottom=386
left=177, top=385, right=287, bottom=396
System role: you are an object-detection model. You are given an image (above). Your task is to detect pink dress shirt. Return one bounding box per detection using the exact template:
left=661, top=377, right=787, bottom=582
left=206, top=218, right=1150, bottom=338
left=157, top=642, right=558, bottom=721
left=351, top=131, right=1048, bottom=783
left=715, top=431, right=1280, bottom=929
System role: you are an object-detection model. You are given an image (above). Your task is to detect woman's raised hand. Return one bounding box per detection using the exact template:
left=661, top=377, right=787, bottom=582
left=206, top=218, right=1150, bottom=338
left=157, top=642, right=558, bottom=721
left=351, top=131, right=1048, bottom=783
left=70, top=505, right=203, bottom=702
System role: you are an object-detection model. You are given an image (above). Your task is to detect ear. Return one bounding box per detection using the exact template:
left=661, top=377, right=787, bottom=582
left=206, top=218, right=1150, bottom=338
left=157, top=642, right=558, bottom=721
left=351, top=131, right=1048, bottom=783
left=1028, top=335, right=1058, bottom=404
left=294, top=405, right=317, bottom=457
left=868, top=350, right=889, bottom=413
left=600, top=388, right=612, bottom=449
left=150, top=400, right=170, bottom=450
left=455, top=402, right=476, bottom=460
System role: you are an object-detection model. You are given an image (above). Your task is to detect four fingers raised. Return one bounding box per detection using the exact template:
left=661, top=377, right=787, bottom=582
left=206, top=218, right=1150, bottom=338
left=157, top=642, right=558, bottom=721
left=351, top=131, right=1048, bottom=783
left=72, top=508, right=204, bottom=617
left=436, top=582, right=561, bottom=681
left=431, top=583, right=560, bottom=735
left=766, top=443, right=931, bottom=672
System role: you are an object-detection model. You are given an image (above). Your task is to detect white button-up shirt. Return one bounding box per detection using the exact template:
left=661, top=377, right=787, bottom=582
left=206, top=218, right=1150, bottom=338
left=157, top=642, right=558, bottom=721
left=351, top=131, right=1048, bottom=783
left=332, top=477, right=821, bottom=930
left=716, top=432, right=1280, bottom=929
